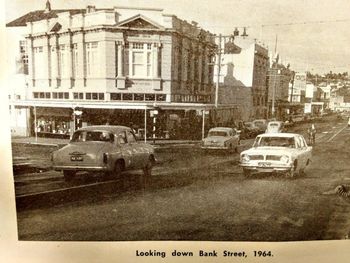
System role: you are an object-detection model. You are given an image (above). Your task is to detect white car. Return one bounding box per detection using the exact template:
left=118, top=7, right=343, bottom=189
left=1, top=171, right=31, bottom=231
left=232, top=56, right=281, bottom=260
left=201, top=127, right=240, bottom=151
left=265, top=121, right=285, bottom=133
left=240, top=133, right=312, bottom=177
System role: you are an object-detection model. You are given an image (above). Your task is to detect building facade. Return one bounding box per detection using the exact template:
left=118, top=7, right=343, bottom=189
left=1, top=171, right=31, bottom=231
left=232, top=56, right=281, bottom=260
left=7, top=2, right=216, bottom=139
left=266, top=63, right=293, bottom=120
left=215, top=34, right=269, bottom=122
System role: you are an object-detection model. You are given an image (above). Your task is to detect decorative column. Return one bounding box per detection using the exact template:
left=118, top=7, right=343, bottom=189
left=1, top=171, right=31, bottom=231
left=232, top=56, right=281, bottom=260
left=153, top=43, right=161, bottom=78
left=46, top=34, right=51, bottom=87
left=116, top=41, right=126, bottom=89
left=27, top=35, right=35, bottom=87
left=152, top=43, right=161, bottom=91
left=54, top=33, right=60, bottom=87
left=68, top=30, right=74, bottom=88
left=76, top=31, right=86, bottom=87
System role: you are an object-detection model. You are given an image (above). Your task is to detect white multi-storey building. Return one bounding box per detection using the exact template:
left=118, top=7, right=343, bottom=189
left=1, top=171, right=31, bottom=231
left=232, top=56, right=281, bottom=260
left=7, top=1, right=217, bottom=139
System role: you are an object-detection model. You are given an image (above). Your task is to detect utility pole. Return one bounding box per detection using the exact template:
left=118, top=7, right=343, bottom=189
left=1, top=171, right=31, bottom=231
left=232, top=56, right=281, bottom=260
left=215, top=34, right=222, bottom=108
left=271, top=35, right=278, bottom=118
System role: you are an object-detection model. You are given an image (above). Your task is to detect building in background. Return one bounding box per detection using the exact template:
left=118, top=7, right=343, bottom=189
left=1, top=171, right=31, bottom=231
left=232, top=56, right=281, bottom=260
left=215, top=29, right=269, bottom=123
left=6, top=1, right=217, bottom=140
left=266, top=60, right=293, bottom=120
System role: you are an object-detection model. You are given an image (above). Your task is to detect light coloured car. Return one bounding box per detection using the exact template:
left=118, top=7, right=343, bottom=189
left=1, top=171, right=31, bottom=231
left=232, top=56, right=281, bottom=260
left=201, top=127, right=240, bottom=151
left=266, top=121, right=285, bottom=133
left=52, top=125, right=155, bottom=181
left=240, top=133, right=312, bottom=177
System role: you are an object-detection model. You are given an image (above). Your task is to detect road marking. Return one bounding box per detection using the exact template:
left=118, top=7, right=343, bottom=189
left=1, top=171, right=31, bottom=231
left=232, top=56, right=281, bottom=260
left=327, top=125, right=348, bottom=142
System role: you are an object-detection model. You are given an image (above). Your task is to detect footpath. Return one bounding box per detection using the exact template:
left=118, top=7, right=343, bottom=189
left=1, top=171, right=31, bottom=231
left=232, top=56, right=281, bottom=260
left=11, top=136, right=201, bottom=148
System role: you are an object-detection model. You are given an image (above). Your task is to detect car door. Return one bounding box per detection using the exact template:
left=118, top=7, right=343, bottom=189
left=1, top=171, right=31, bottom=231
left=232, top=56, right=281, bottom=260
left=125, top=130, right=146, bottom=168
left=116, top=130, right=134, bottom=169
left=232, top=129, right=239, bottom=146
left=296, top=135, right=308, bottom=168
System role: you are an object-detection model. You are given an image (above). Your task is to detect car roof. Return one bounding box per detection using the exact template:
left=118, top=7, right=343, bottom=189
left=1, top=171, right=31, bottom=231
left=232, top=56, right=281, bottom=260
left=209, top=127, right=232, bottom=132
left=76, top=125, right=131, bottom=133
left=268, top=121, right=283, bottom=125
left=257, top=133, right=300, bottom=138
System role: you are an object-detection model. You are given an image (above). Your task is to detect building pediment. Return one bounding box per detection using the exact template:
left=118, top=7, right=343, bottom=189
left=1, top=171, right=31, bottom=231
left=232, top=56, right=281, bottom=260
left=117, top=14, right=164, bottom=30
left=49, top=22, right=62, bottom=32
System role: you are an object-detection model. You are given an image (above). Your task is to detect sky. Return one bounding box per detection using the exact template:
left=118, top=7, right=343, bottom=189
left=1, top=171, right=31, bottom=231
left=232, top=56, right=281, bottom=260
left=4, top=0, right=350, bottom=74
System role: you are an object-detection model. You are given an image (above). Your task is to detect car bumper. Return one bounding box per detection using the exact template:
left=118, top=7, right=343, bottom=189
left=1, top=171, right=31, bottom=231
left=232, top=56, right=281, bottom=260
left=201, top=145, right=230, bottom=150
left=52, top=165, right=108, bottom=172
left=240, top=162, right=292, bottom=173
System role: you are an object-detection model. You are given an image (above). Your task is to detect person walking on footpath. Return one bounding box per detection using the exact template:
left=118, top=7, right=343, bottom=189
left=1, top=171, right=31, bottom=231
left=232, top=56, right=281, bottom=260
left=307, top=124, right=317, bottom=145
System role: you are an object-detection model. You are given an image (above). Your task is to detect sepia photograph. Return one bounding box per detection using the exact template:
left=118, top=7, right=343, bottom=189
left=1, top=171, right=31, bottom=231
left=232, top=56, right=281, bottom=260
left=1, top=0, right=350, bottom=261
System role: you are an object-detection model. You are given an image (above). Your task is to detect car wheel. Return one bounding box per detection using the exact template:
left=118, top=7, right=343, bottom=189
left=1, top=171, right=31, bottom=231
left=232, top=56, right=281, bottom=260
left=286, top=161, right=297, bottom=178
left=110, top=160, right=124, bottom=179
left=143, top=155, right=154, bottom=177
left=63, top=170, right=75, bottom=182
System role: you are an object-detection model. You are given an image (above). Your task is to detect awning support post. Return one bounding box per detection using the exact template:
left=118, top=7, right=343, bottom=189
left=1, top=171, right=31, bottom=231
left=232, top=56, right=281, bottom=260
left=34, top=106, right=38, bottom=142
left=202, top=109, right=205, bottom=140
left=144, top=108, right=147, bottom=143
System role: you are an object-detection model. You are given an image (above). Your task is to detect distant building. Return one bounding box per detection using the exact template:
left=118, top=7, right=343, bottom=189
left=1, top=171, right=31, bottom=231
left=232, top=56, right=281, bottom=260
left=6, top=2, right=217, bottom=139
left=266, top=62, right=293, bottom=120
left=215, top=34, right=269, bottom=122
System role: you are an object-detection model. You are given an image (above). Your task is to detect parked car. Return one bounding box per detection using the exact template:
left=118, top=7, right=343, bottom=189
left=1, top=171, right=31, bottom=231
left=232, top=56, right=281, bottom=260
left=252, top=119, right=268, bottom=133
left=265, top=121, right=286, bottom=133
left=240, top=133, right=312, bottom=177
left=51, top=125, right=156, bottom=181
left=201, top=127, right=240, bottom=151
left=243, top=122, right=260, bottom=138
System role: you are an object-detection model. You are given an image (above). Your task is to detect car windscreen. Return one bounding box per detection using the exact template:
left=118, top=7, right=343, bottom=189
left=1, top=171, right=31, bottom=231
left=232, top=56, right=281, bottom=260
left=208, top=131, right=228, bottom=137
left=269, top=123, right=279, bottom=127
left=253, top=136, right=295, bottom=148
left=71, top=131, right=114, bottom=142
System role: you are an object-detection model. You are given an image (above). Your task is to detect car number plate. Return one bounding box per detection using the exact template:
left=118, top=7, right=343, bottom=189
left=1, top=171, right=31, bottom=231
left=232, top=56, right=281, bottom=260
left=71, top=156, right=83, bottom=161
left=258, top=162, right=271, bottom=167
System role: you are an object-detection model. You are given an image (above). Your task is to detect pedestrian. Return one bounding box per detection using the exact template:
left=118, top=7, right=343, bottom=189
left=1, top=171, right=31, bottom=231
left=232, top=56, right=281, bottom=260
left=307, top=124, right=316, bottom=145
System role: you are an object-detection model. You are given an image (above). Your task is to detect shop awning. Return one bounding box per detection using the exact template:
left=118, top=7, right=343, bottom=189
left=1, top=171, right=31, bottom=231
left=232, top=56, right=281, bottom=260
left=10, top=100, right=236, bottom=111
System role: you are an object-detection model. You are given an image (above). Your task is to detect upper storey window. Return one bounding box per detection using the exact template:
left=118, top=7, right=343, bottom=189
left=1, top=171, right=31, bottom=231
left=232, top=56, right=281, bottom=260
left=18, top=40, right=28, bottom=74
left=125, top=42, right=153, bottom=78
left=34, top=46, right=44, bottom=78
left=85, top=42, right=99, bottom=77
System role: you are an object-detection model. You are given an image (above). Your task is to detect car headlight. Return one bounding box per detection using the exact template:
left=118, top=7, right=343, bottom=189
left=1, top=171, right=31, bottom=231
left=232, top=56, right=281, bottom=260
left=280, top=155, right=290, bottom=163
left=241, top=154, right=250, bottom=162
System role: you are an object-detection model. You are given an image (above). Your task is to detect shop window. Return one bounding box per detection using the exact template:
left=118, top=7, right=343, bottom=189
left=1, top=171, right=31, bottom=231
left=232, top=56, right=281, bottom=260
left=64, top=92, right=69, bottom=99
left=156, top=94, right=166, bottom=101
left=33, top=92, right=39, bottom=99
left=53, top=92, right=57, bottom=99
left=45, top=92, right=50, bottom=99
left=73, top=92, right=84, bottom=100
left=111, top=93, right=121, bottom=101
left=58, top=93, right=64, bottom=99
left=145, top=94, right=155, bottom=101
left=86, top=93, right=91, bottom=100
left=134, top=93, right=144, bottom=101
left=92, top=93, right=98, bottom=100
left=123, top=93, right=133, bottom=101
left=16, top=95, right=21, bottom=100
left=98, top=93, right=104, bottom=100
